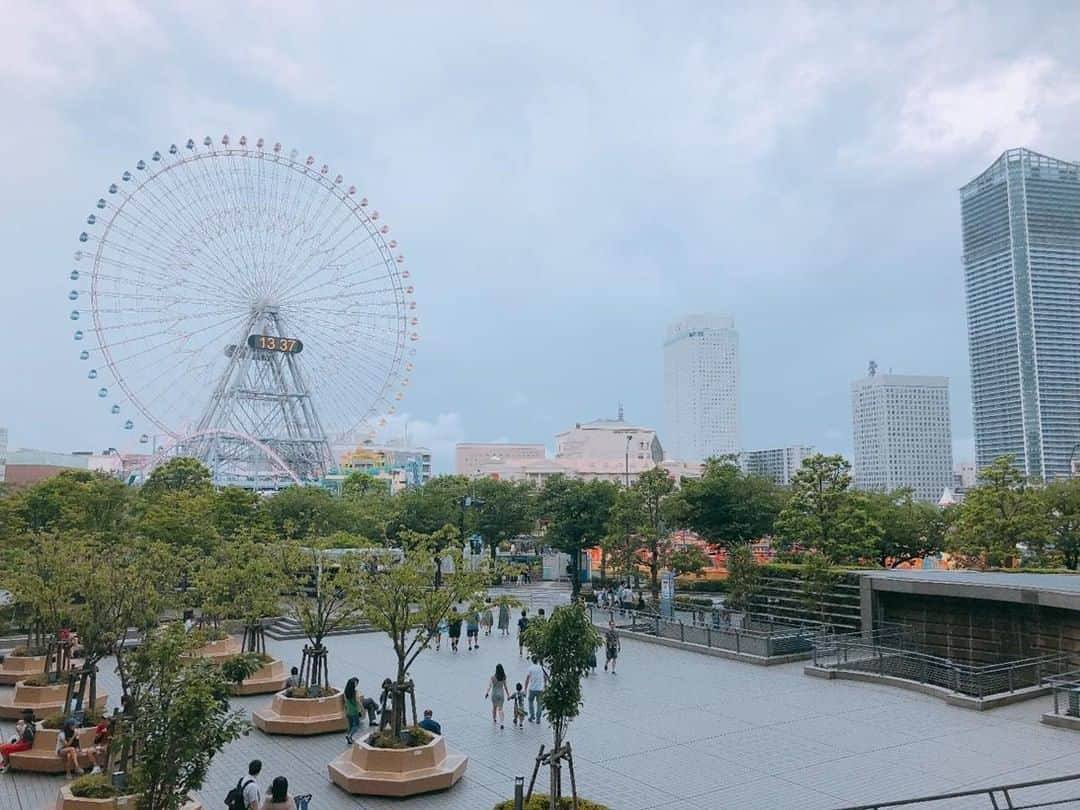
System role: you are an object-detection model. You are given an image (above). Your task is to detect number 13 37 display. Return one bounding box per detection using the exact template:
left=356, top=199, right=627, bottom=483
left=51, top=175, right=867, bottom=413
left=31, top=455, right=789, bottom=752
left=247, top=334, right=303, bottom=354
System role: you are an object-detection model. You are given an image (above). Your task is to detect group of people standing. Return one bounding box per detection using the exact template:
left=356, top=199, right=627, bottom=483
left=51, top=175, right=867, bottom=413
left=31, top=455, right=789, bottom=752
left=598, top=583, right=646, bottom=614
left=433, top=598, right=513, bottom=653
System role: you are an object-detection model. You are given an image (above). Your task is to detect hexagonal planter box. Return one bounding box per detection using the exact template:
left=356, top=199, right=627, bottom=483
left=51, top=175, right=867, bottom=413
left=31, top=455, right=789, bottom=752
left=53, top=786, right=202, bottom=810
left=328, top=733, right=467, bottom=797
left=8, top=726, right=96, bottom=773
left=230, top=658, right=287, bottom=697
left=0, top=654, right=47, bottom=686
left=0, top=681, right=107, bottom=720
left=181, top=635, right=242, bottom=662
left=252, top=688, right=346, bottom=735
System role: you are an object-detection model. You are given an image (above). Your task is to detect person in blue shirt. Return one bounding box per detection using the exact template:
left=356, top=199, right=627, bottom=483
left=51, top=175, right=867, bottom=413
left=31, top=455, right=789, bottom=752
left=417, top=709, right=441, bottom=735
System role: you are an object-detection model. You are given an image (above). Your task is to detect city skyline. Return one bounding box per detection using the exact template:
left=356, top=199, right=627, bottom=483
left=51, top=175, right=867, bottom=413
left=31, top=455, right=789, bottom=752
left=3, top=5, right=1080, bottom=474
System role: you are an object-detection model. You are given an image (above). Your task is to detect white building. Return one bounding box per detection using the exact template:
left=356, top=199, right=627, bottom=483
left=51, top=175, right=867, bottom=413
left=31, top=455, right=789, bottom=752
left=554, top=415, right=663, bottom=464
left=455, top=442, right=546, bottom=476
left=851, top=370, right=953, bottom=502
left=664, top=314, right=739, bottom=462
left=953, top=461, right=977, bottom=491
left=740, top=446, right=814, bottom=486
left=961, top=149, right=1080, bottom=479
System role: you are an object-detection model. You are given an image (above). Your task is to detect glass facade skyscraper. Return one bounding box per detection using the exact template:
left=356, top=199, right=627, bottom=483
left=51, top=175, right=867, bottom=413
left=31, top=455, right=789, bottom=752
left=960, top=148, right=1080, bottom=480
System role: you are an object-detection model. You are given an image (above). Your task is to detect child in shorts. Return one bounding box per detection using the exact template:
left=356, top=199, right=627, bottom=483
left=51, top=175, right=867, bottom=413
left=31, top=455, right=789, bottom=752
left=511, top=682, right=527, bottom=728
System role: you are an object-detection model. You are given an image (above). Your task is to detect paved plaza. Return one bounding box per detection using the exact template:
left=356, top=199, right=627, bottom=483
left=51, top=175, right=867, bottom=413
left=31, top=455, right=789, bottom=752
left=3, top=586, right=1079, bottom=809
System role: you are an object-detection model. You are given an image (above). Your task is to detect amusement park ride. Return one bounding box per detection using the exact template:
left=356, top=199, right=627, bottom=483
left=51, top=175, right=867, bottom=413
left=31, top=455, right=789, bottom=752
left=69, top=135, right=417, bottom=488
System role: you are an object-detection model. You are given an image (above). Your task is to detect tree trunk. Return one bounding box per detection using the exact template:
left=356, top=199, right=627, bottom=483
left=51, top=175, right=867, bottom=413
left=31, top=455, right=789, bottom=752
left=569, top=549, right=581, bottom=598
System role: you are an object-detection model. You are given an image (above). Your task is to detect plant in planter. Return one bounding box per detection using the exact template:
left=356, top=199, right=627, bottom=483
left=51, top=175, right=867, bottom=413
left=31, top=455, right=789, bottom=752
left=122, top=623, right=248, bottom=810
left=494, top=797, right=610, bottom=810
left=358, top=530, right=486, bottom=742
left=219, top=653, right=266, bottom=686
left=2, top=533, right=78, bottom=655
left=519, top=603, right=602, bottom=810
left=282, top=544, right=365, bottom=691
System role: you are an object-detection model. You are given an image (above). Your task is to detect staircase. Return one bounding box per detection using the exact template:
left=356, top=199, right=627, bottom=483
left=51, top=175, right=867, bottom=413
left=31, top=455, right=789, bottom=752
left=263, top=616, right=374, bottom=641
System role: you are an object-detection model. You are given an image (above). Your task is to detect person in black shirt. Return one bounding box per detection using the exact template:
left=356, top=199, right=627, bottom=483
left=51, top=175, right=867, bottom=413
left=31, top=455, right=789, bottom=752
left=517, top=609, right=529, bottom=657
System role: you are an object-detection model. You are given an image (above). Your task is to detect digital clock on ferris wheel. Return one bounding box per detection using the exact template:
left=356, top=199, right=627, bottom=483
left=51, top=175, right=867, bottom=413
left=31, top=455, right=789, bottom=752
left=248, top=334, right=304, bottom=354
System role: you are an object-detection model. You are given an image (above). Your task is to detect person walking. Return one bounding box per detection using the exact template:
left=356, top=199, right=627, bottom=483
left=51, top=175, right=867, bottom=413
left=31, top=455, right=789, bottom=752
left=481, top=599, right=495, bottom=637
left=524, top=656, right=546, bottom=724
left=604, top=619, right=621, bottom=673
left=448, top=608, right=463, bottom=653
left=485, top=663, right=510, bottom=728
left=517, top=608, right=529, bottom=656
left=497, top=599, right=511, bottom=636
left=433, top=616, right=447, bottom=652
left=260, top=776, right=293, bottom=810
left=466, top=608, right=480, bottom=651
left=510, top=682, right=527, bottom=728
left=344, top=677, right=362, bottom=744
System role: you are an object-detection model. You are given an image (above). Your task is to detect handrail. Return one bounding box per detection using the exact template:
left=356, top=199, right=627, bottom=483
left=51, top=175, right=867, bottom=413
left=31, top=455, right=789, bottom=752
left=834, top=771, right=1080, bottom=809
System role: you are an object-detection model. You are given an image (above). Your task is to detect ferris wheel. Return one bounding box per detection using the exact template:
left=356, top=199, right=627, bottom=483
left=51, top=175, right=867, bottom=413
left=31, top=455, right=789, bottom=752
left=69, top=135, right=418, bottom=484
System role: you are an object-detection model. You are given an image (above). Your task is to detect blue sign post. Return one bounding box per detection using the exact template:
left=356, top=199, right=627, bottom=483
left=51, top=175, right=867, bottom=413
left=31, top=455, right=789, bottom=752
left=660, top=570, right=675, bottom=618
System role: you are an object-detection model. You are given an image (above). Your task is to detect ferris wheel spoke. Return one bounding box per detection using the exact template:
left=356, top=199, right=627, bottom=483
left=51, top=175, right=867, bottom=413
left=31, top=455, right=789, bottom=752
left=101, top=310, right=250, bottom=369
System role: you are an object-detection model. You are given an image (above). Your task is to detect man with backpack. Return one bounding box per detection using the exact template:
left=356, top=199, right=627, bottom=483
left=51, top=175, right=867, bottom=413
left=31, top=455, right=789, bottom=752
left=227, top=759, right=262, bottom=810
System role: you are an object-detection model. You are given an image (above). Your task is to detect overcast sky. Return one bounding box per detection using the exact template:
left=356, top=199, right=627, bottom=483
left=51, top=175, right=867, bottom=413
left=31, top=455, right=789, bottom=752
left=2, top=1, right=1079, bottom=472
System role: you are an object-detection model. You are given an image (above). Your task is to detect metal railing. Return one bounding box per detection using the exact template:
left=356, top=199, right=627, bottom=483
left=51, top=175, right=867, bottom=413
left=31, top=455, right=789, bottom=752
left=813, top=628, right=1072, bottom=700
left=1043, top=669, right=1080, bottom=718
left=588, top=605, right=821, bottom=658
left=835, top=771, right=1080, bottom=809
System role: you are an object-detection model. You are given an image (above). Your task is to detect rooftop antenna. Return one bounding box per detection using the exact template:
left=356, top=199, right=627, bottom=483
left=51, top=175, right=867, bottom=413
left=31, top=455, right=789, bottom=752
left=868, top=360, right=877, bottom=377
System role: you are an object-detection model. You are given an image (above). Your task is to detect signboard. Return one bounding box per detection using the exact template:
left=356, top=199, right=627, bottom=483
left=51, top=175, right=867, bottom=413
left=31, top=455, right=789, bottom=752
left=659, top=570, right=675, bottom=618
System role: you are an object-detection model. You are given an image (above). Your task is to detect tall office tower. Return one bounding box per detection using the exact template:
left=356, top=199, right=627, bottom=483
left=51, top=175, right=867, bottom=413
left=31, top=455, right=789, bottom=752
left=961, top=148, right=1080, bottom=480
left=740, top=446, right=814, bottom=486
left=664, top=314, right=739, bottom=462
left=851, top=368, right=953, bottom=502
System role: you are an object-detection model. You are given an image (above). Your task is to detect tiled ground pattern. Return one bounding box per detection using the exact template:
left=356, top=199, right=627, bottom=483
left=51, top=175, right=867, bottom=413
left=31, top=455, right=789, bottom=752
left=2, top=584, right=1079, bottom=810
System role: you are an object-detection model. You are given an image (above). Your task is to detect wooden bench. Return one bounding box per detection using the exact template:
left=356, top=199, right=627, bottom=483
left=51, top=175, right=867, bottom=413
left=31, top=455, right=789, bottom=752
left=8, top=726, right=97, bottom=774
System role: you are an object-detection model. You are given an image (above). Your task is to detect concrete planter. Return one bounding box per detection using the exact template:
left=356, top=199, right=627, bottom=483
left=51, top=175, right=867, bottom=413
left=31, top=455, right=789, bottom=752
left=230, top=658, right=287, bottom=696
left=53, top=786, right=202, bottom=810
left=0, top=681, right=107, bottom=719
left=182, top=636, right=242, bottom=662
left=10, top=726, right=97, bottom=773
left=328, top=733, right=467, bottom=796
left=0, top=654, right=47, bottom=685
left=252, top=688, right=346, bottom=735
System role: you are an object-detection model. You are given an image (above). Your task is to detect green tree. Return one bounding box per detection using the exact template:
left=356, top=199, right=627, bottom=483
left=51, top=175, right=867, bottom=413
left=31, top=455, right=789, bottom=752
left=69, top=536, right=174, bottom=706
left=724, top=543, right=759, bottom=612
left=191, top=540, right=285, bottom=653
left=2, top=533, right=80, bottom=651
left=669, top=545, right=711, bottom=577
left=259, top=485, right=353, bottom=541
left=133, top=489, right=220, bottom=557
left=774, top=454, right=880, bottom=563
left=601, top=487, right=642, bottom=583
left=124, top=624, right=248, bottom=810
left=389, top=476, right=470, bottom=538
left=520, top=603, right=601, bottom=809
left=950, top=455, right=1049, bottom=567
left=800, top=551, right=839, bottom=626
left=471, top=478, right=534, bottom=561
left=141, top=457, right=212, bottom=498
left=863, top=489, right=944, bottom=568
left=665, top=457, right=784, bottom=549
left=632, top=467, right=676, bottom=596
left=537, top=477, right=617, bottom=598
left=211, top=486, right=264, bottom=540
left=340, top=471, right=384, bottom=498
left=282, top=546, right=365, bottom=688
left=358, top=540, right=487, bottom=740
left=14, top=469, right=130, bottom=535
left=1044, top=476, right=1080, bottom=570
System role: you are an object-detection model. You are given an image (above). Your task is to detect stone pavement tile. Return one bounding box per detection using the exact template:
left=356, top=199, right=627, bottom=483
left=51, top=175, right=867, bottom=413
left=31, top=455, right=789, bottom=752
left=680, top=774, right=842, bottom=810
left=835, top=703, right=1004, bottom=740
left=610, top=704, right=753, bottom=745
left=602, top=742, right=768, bottom=800
left=698, top=724, right=848, bottom=773
left=547, top=756, right=683, bottom=810
left=769, top=713, right=919, bottom=754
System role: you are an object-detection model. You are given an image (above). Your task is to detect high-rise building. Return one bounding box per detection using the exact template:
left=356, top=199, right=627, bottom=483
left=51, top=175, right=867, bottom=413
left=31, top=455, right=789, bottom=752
left=740, top=446, right=814, bottom=486
left=664, top=314, right=739, bottom=462
left=851, top=370, right=953, bottom=502
left=961, top=148, right=1080, bottom=480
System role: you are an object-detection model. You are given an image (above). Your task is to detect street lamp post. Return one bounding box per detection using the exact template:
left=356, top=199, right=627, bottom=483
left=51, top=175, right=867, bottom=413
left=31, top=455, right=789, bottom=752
left=624, top=433, right=633, bottom=488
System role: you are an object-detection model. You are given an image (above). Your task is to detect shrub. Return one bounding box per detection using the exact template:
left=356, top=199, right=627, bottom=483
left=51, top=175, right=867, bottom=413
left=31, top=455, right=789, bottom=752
left=284, top=685, right=335, bottom=699
left=493, top=796, right=610, bottom=810
left=220, top=653, right=265, bottom=685
left=367, top=726, right=433, bottom=749
left=677, top=578, right=728, bottom=593
left=69, top=773, right=126, bottom=799
left=202, top=628, right=228, bottom=642
left=42, top=708, right=105, bottom=729
left=21, top=674, right=54, bottom=687
left=10, top=646, right=46, bottom=657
